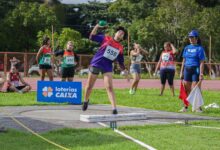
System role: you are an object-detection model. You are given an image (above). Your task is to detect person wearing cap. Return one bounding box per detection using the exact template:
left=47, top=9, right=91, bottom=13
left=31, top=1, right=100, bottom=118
left=154, top=42, right=177, bottom=96
left=82, top=24, right=128, bottom=114
left=129, top=43, right=148, bottom=95
left=179, top=30, right=205, bottom=112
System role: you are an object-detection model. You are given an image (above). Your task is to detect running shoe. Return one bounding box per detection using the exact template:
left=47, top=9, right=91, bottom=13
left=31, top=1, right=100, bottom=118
left=195, top=108, right=203, bottom=113
left=82, top=101, right=89, bottom=111
left=129, top=89, right=135, bottom=95
left=179, top=107, right=188, bottom=112
left=112, top=109, right=118, bottom=115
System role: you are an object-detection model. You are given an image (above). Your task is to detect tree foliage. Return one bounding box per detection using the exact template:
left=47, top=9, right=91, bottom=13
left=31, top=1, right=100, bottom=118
left=110, top=0, right=220, bottom=61
left=0, top=1, right=58, bottom=51
left=37, top=28, right=96, bottom=54
left=0, top=0, right=220, bottom=62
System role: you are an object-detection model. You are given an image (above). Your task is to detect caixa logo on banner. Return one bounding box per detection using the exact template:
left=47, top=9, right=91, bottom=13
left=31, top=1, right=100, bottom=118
left=37, top=81, right=82, bottom=104
left=42, top=86, right=53, bottom=97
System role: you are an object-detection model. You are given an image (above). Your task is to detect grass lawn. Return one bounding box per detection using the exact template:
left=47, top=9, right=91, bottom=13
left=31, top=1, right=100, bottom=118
left=0, top=90, right=220, bottom=150
left=119, top=121, right=220, bottom=150
left=0, top=89, right=220, bottom=117
left=0, top=121, right=220, bottom=150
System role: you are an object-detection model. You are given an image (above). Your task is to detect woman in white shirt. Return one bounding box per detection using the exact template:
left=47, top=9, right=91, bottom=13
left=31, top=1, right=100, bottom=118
left=129, top=43, right=148, bottom=94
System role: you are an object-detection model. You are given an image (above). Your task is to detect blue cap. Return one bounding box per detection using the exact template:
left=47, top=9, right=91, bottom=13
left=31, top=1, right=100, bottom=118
left=188, top=30, right=199, bottom=37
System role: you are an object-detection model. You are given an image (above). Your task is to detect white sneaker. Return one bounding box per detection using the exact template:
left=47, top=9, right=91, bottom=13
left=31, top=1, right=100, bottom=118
left=195, top=109, right=203, bottom=113
left=18, top=90, right=24, bottom=94
left=179, top=107, right=188, bottom=112
left=129, top=89, right=135, bottom=95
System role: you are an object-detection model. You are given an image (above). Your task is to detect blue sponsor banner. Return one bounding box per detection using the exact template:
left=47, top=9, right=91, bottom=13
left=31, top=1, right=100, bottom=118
left=37, top=81, right=82, bottom=104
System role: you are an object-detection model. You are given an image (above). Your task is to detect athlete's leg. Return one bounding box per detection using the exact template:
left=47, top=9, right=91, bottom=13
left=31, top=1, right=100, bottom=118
left=84, top=73, right=98, bottom=102
left=47, top=69, right=53, bottom=81
left=40, top=69, right=46, bottom=81
left=103, top=72, right=117, bottom=111
left=159, top=69, right=166, bottom=96
left=67, top=77, right=73, bottom=82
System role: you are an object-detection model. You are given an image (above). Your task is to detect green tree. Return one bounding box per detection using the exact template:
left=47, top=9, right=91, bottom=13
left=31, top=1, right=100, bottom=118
left=37, top=29, right=59, bottom=50
left=58, top=28, right=82, bottom=50
left=1, top=2, right=58, bottom=51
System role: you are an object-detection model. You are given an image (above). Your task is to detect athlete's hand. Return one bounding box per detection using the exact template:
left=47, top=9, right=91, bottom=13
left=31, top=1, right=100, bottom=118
left=121, top=70, right=130, bottom=82
left=96, top=24, right=108, bottom=29
left=199, top=74, right=204, bottom=80
left=126, top=73, right=130, bottom=82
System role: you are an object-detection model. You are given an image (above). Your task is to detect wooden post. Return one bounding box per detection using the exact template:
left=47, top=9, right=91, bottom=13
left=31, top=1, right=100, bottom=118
left=51, top=25, right=54, bottom=51
left=127, top=31, right=130, bottom=57
left=24, top=53, right=28, bottom=77
left=51, top=25, right=56, bottom=74
left=4, top=53, right=7, bottom=76
left=79, top=55, right=82, bottom=68
left=127, top=31, right=130, bottom=70
left=209, top=35, right=212, bottom=77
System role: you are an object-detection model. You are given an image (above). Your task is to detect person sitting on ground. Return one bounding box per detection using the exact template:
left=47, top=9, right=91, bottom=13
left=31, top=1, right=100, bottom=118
left=7, top=64, right=31, bottom=93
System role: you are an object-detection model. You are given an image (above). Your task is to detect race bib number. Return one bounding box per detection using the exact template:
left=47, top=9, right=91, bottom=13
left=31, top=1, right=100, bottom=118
left=43, top=57, right=51, bottom=65
left=12, top=81, right=19, bottom=87
left=135, top=55, right=143, bottom=62
left=162, top=53, right=170, bottom=62
left=65, top=56, right=74, bottom=65
left=103, top=45, right=119, bottom=61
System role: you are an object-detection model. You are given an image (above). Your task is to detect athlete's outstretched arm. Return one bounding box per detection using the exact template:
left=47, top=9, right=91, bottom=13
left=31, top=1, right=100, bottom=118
left=170, top=43, right=177, bottom=54
left=89, top=24, right=99, bottom=39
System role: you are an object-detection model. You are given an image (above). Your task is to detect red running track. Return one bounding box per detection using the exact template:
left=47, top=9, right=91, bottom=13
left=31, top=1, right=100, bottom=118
left=2, top=77, right=219, bottom=91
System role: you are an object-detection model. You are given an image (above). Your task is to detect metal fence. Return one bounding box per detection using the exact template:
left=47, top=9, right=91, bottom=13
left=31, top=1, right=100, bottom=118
left=0, top=52, right=220, bottom=79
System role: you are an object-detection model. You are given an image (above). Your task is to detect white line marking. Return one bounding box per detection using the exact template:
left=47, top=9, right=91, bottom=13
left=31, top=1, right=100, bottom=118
left=0, top=110, right=70, bottom=150
left=98, top=122, right=157, bottom=150
left=191, top=125, right=220, bottom=130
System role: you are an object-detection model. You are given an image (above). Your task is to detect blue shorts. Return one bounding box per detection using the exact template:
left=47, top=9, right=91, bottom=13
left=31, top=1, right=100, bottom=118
left=130, top=64, right=141, bottom=74
left=184, top=66, right=199, bottom=82
left=160, top=68, right=175, bottom=85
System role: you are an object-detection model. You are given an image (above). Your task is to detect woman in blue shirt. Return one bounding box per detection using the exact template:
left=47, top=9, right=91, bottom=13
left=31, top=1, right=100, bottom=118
left=179, top=30, right=205, bottom=112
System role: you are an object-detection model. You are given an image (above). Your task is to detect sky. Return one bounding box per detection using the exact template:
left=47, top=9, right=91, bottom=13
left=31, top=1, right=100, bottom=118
left=59, top=0, right=115, bottom=4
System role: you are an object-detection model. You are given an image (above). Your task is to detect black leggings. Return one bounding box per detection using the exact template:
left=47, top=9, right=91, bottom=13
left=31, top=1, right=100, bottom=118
left=160, top=69, right=175, bottom=86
